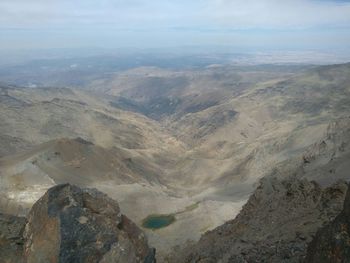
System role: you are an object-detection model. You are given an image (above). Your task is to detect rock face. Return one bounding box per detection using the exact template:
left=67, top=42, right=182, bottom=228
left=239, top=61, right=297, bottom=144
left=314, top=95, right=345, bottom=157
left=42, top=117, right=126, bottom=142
left=0, top=213, right=27, bottom=263
left=23, top=184, right=155, bottom=263
left=305, top=186, right=350, bottom=263
left=170, top=177, right=348, bottom=263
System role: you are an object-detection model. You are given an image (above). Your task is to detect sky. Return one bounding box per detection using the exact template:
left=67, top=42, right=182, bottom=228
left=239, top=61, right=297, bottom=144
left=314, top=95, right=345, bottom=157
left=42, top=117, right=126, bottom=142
left=0, top=0, right=350, bottom=51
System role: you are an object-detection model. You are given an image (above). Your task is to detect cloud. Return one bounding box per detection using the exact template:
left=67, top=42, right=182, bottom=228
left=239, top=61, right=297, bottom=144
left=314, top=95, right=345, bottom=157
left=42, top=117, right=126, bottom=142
left=0, top=0, right=350, bottom=50
left=1, top=0, right=349, bottom=30
left=0, top=0, right=195, bottom=29
left=203, top=0, right=350, bottom=29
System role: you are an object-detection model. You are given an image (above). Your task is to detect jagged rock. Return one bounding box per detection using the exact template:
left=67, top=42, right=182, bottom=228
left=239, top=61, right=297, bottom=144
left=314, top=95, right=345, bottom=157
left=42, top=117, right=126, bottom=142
left=23, top=184, right=156, bottom=263
left=170, top=177, right=348, bottom=263
left=305, top=185, right=350, bottom=263
left=0, top=213, right=26, bottom=263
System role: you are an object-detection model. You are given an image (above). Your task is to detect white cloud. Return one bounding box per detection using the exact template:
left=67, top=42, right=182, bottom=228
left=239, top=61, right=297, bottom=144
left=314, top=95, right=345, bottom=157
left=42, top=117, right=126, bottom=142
left=204, top=0, right=350, bottom=29
left=0, top=0, right=194, bottom=28
left=0, top=0, right=350, bottom=50
left=0, top=0, right=349, bottom=30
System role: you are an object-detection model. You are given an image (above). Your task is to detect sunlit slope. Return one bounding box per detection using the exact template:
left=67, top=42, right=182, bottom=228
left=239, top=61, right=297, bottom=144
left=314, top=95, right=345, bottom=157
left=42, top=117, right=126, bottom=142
left=0, top=85, right=184, bottom=156
left=0, top=137, right=168, bottom=214
left=164, top=63, right=350, bottom=192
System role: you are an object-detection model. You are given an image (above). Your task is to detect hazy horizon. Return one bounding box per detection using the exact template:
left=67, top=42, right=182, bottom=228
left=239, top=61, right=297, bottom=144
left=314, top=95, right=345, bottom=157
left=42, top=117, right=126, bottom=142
left=1, top=0, right=350, bottom=53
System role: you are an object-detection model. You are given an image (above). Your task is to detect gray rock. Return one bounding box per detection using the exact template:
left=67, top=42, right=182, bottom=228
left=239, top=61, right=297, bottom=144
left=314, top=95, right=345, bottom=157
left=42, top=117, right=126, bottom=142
left=23, top=183, right=156, bottom=263
left=305, top=185, right=350, bottom=263
left=170, top=178, right=348, bottom=263
left=0, top=213, right=26, bottom=263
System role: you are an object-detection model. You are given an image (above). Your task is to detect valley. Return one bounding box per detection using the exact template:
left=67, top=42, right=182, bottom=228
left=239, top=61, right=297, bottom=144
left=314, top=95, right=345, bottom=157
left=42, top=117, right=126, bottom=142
left=0, top=60, right=350, bottom=261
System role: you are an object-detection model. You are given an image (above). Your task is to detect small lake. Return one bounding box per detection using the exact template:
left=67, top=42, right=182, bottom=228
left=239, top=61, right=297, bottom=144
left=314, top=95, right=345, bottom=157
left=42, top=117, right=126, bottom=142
left=142, top=214, right=176, bottom=230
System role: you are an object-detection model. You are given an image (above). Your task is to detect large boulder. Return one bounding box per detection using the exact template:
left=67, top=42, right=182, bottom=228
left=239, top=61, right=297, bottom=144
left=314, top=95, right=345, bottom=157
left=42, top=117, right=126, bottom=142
left=23, top=184, right=155, bottom=263
left=305, top=185, right=350, bottom=263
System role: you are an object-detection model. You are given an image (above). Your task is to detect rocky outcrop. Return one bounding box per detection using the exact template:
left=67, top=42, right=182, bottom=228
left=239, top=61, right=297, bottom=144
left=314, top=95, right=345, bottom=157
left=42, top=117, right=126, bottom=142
left=170, top=177, right=348, bottom=263
left=24, top=184, right=156, bottom=263
left=305, top=185, right=350, bottom=263
left=0, top=213, right=27, bottom=263
left=0, top=184, right=155, bottom=263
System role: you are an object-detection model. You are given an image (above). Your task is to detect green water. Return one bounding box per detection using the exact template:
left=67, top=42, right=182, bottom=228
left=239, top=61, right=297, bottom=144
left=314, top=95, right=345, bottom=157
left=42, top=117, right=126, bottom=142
left=142, top=214, right=175, bottom=230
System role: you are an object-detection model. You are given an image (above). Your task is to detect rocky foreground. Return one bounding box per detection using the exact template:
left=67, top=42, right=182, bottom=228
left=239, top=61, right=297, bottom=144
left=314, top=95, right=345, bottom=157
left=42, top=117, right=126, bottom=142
left=0, top=184, right=156, bottom=263
left=306, top=183, right=350, bottom=263
left=168, top=177, right=350, bottom=263
left=2, top=179, right=350, bottom=263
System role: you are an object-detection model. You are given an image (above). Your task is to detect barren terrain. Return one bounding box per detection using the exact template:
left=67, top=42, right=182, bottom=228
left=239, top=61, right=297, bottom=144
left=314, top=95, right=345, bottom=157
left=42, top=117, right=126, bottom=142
left=1, top=62, right=349, bottom=260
